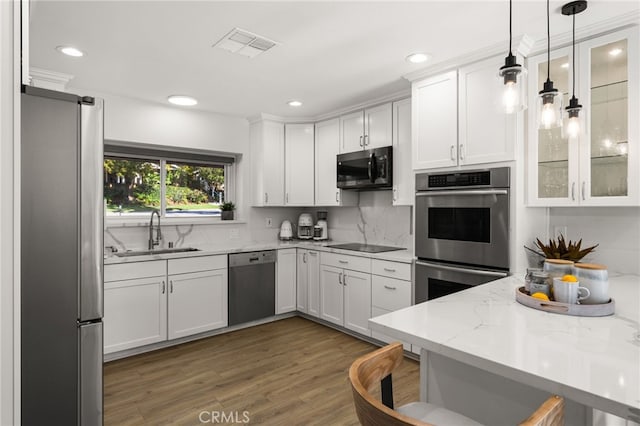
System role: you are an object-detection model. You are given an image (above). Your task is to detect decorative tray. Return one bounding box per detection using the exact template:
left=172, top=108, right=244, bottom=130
left=515, top=287, right=615, bottom=317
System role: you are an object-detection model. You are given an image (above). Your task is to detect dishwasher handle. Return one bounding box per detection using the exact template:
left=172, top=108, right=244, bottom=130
left=228, top=250, right=277, bottom=267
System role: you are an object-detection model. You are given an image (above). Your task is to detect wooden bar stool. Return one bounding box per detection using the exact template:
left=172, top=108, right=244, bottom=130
left=349, top=342, right=565, bottom=426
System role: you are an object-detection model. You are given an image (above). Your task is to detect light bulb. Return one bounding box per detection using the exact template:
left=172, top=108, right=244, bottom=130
left=540, top=103, right=557, bottom=129
left=566, top=116, right=580, bottom=138
left=502, top=81, right=519, bottom=114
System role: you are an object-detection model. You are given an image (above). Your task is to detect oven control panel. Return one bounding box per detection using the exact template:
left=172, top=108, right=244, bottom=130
left=416, top=167, right=510, bottom=191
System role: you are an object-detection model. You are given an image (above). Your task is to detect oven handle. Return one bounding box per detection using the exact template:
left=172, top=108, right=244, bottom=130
left=416, top=189, right=508, bottom=197
left=415, top=260, right=508, bottom=278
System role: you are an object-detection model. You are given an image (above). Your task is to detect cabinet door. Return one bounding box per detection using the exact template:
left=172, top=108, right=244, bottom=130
left=319, top=265, right=344, bottom=326
left=579, top=28, right=638, bottom=205
left=307, top=251, right=320, bottom=318
left=343, top=270, right=371, bottom=336
left=276, top=248, right=297, bottom=314
left=104, top=277, right=167, bottom=354
left=168, top=269, right=228, bottom=340
left=296, top=250, right=308, bottom=313
left=315, top=119, right=357, bottom=206
left=459, top=55, right=516, bottom=165
left=371, top=306, right=410, bottom=351
left=365, top=103, right=393, bottom=149
left=392, top=98, right=413, bottom=206
left=340, top=111, right=365, bottom=153
left=412, top=70, right=458, bottom=170
left=527, top=47, right=577, bottom=206
left=262, top=120, right=285, bottom=206
left=285, top=123, right=315, bottom=206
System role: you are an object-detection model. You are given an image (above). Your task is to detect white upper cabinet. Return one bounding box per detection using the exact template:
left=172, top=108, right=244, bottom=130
left=458, top=55, right=516, bottom=165
left=340, top=103, right=393, bottom=153
left=412, top=57, right=517, bottom=171
left=528, top=28, right=638, bottom=206
left=412, top=70, right=459, bottom=169
left=315, top=118, right=358, bottom=206
left=392, top=98, right=413, bottom=206
left=251, top=119, right=285, bottom=206
left=285, top=123, right=315, bottom=206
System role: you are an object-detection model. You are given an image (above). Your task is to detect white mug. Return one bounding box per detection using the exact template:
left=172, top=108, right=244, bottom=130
left=574, top=263, right=609, bottom=305
left=553, top=277, right=590, bottom=304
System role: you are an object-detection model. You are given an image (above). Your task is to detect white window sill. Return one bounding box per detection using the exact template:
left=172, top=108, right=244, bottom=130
left=105, top=216, right=245, bottom=228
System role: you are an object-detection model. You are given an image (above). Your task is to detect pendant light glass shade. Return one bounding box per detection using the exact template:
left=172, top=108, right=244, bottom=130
left=537, top=0, right=563, bottom=130
left=498, top=0, right=527, bottom=114
left=562, top=1, right=587, bottom=139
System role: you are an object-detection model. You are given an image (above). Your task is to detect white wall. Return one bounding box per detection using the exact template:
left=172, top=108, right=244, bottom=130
left=0, top=1, right=17, bottom=423
left=548, top=207, right=640, bottom=275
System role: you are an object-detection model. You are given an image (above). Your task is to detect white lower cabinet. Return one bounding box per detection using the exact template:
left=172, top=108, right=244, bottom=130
left=319, top=253, right=372, bottom=336
left=297, top=249, right=320, bottom=317
left=104, top=255, right=228, bottom=354
left=167, top=269, right=228, bottom=340
left=276, top=249, right=297, bottom=314
left=104, top=275, right=167, bottom=354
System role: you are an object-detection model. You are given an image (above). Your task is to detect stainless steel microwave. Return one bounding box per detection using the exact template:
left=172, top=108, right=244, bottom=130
left=336, top=146, right=392, bottom=190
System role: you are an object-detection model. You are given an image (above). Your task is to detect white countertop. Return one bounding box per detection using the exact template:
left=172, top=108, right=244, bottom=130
left=104, top=240, right=415, bottom=265
left=369, top=273, right=640, bottom=419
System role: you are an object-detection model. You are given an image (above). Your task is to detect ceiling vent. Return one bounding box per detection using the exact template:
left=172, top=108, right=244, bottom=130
left=213, top=28, right=279, bottom=58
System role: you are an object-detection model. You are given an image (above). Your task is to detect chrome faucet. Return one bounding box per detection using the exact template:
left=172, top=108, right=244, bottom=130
left=148, top=209, right=162, bottom=250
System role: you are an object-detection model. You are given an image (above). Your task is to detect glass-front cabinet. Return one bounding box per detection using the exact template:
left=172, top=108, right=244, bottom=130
left=527, top=28, right=638, bottom=206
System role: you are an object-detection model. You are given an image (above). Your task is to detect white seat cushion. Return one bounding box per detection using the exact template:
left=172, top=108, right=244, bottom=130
left=397, top=402, right=485, bottom=426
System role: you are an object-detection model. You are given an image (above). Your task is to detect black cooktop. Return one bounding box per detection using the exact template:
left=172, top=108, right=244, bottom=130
left=326, top=243, right=404, bottom=253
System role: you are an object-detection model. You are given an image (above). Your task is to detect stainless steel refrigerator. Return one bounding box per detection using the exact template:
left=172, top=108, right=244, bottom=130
left=21, top=86, right=104, bottom=425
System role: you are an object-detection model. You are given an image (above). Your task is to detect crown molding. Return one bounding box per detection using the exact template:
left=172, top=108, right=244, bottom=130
left=29, top=67, right=74, bottom=91
left=248, top=88, right=411, bottom=124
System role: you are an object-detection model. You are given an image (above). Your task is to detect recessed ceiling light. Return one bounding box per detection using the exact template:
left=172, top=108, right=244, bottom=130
left=561, top=62, right=570, bottom=68
left=406, top=53, right=430, bottom=64
left=56, top=46, right=84, bottom=57
left=609, top=48, right=623, bottom=56
left=167, top=95, right=198, bottom=106
left=287, top=100, right=302, bottom=107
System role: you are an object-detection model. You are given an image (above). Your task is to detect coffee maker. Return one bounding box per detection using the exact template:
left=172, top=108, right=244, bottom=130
left=313, top=211, right=328, bottom=241
left=298, top=213, right=314, bottom=239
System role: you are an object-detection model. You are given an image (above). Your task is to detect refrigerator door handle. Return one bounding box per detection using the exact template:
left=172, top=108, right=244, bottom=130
left=80, top=100, right=104, bottom=321
left=79, top=322, right=103, bottom=426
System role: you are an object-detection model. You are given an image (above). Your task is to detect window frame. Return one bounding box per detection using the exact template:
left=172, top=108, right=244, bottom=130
left=104, top=142, right=237, bottom=225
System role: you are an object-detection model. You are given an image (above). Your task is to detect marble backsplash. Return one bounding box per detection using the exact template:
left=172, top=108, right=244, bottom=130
left=104, top=191, right=412, bottom=252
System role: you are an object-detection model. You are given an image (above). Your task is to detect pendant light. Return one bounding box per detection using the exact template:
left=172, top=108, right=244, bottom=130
left=538, top=0, right=563, bottom=129
left=562, top=0, right=588, bottom=139
left=498, top=0, right=526, bottom=114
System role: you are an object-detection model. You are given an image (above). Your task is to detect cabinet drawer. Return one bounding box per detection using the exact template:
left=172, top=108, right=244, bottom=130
left=372, top=275, right=411, bottom=311
left=321, top=252, right=371, bottom=273
left=168, top=255, right=227, bottom=275
left=104, top=260, right=166, bottom=282
left=372, top=259, right=411, bottom=281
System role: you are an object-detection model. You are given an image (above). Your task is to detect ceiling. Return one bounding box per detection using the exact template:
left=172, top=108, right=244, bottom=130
left=29, top=1, right=639, bottom=119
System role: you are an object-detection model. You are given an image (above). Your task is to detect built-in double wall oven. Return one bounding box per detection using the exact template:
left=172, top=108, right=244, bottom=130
left=414, top=167, right=510, bottom=303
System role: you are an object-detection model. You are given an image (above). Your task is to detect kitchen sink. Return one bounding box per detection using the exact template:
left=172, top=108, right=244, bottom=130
left=114, top=247, right=200, bottom=257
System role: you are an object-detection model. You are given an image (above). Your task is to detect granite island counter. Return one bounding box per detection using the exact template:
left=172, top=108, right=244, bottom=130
left=369, top=273, right=640, bottom=426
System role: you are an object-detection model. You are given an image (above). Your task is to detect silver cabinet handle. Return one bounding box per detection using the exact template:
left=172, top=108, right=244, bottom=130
left=392, top=187, right=397, bottom=201
left=384, top=285, right=397, bottom=290
left=359, top=135, right=363, bottom=147
left=450, top=145, right=456, bottom=161
left=343, top=274, right=347, bottom=286
left=286, top=193, right=289, bottom=203
left=582, top=181, right=586, bottom=200
left=383, top=267, right=396, bottom=272
left=335, top=191, right=339, bottom=203
left=459, top=144, right=464, bottom=160
left=338, top=273, right=342, bottom=285
left=364, top=135, right=369, bottom=146
left=170, top=280, right=174, bottom=293
left=264, top=192, right=268, bottom=203
left=571, top=182, right=576, bottom=201
left=161, top=281, right=165, bottom=294
left=303, top=253, right=307, bottom=263
left=338, top=260, right=348, bottom=264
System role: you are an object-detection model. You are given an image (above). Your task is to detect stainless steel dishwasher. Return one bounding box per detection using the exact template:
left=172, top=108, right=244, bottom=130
left=228, top=250, right=276, bottom=326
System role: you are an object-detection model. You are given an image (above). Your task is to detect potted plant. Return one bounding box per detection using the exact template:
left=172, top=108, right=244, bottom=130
left=220, top=202, right=235, bottom=221
left=525, top=234, right=598, bottom=266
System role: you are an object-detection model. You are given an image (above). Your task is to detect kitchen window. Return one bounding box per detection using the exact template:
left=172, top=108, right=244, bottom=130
left=104, top=142, right=235, bottom=220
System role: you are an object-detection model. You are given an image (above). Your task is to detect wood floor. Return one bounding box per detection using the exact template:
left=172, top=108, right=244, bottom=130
left=104, top=317, right=419, bottom=425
